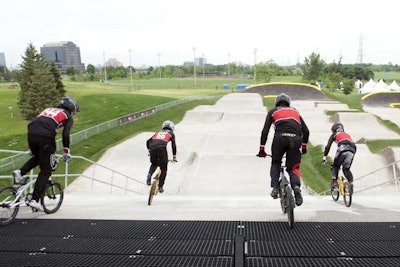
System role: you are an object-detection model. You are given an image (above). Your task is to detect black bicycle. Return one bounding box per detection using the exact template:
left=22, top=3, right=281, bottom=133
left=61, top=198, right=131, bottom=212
left=262, top=154, right=295, bottom=228
left=277, top=157, right=295, bottom=228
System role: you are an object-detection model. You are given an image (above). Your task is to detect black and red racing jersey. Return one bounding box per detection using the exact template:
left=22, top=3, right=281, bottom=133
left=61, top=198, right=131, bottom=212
left=28, top=108, right=73, bottom=148
left=260, top=106, right=309, bottom=145
left=146, top=129, right=177, bottom=155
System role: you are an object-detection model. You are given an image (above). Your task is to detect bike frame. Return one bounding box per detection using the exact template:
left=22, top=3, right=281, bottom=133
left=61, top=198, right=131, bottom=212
left=8, top=178, right=36, bottom=209
left=337, top=174, right=347, bottom=196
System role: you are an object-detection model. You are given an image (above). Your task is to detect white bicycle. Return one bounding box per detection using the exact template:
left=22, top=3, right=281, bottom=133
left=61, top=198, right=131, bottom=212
left=0, top=167, right=64, bottom=226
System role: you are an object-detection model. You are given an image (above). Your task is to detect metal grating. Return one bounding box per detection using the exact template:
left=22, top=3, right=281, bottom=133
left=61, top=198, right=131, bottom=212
left=246, top=257, right=400, bottom=267
left=0, top=219, right=399, bottom=267
left=0, top=253, right=233, bottom=267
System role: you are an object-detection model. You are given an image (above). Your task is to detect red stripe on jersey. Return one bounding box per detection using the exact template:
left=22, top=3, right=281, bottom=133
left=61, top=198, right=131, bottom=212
left=272, top=108, right=301, bottom=124
left=152, top=131, right=172, bottom=142
left=37, top=108, right=68, bottom=124
left=335, top=132, right=353, bottom=142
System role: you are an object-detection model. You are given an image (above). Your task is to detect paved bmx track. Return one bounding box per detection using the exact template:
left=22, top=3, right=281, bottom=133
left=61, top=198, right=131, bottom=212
left=14, top=89, right=400, bottom=223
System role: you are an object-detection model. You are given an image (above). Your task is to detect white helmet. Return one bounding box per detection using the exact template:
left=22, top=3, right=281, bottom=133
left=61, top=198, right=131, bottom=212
left=162, top=120, right=174, bottom=131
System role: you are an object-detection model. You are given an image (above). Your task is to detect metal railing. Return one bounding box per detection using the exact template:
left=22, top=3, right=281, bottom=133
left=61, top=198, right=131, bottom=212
left=312, top=160, right=400, bottom=196
left=3, top=149, right=400, bottom=197
left=0, top=149, right=146, bottom=195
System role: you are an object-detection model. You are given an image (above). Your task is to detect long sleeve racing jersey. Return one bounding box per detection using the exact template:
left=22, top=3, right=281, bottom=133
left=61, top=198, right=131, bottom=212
left=27, top=108, right=73, bottom=148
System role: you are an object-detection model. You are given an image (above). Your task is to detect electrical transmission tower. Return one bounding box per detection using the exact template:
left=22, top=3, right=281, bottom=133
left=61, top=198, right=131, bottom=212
left=356, top=33, right=364, bottom=64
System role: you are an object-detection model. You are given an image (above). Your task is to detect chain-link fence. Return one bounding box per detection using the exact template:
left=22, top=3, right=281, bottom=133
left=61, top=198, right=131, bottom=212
left=0, top=95, right=215, bottom=175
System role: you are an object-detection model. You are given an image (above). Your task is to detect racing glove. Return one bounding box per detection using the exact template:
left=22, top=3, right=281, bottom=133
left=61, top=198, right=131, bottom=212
left=301, top=143, right=307, bottom=154
left=257, top=145, right=267, bottom=158
left=322, top=156, right=327, bottom=164
left=63, top=147, right=71, bottom=162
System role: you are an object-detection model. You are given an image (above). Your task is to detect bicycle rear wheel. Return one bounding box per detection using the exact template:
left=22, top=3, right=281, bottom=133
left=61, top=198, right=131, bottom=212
left=343, top=182, right=352, bottom=207
left=148, top=179, right=158, bottom=206
left=0, top=186, right=19, bottom=226
left=42, top=182, right=64, bottom=214
left=285, top=186, right=295, bottom=229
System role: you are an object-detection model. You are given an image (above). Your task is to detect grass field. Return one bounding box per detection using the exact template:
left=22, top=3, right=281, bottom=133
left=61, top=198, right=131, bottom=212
left=374, top=71, right=400, bottom=82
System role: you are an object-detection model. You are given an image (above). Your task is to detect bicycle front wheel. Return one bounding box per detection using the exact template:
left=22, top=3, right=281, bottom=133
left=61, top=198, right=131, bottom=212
left=42, top=182, right=64, bottom=214
left=343, top=182, right=352, bottom=207
left=331, top=187, right=339, bottom=201
left=285, top=186, right=295, bottom=229
left=0, top=186, right=19, bottom=226
left=148, top=180, right=158, bottom=206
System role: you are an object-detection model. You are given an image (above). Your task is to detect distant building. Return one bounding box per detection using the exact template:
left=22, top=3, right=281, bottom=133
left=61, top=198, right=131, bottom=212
left=40, top=41, right=85, bottom=74
left=0, top=52, right=6, bottom=74
left=104, top=58, right=123, bottom=67
left=183, top=57, right=207, bottom=66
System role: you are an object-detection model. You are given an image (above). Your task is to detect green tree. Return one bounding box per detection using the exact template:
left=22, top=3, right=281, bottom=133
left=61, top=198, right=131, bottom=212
left=86, top=64, right=95, bottom=74
left=66, top=67, right=76, bottom=76
left=255, top=60, right=282, bottom=82
left=49, top=62, right=66, bottom=98
left=301, top=52, right=325, bottom=82
left=18, top=43, right=59, bottom=120
left=343, top=79, right=354, bottom=95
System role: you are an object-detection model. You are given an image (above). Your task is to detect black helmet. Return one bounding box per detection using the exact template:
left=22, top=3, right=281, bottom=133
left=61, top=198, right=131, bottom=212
left=58, top=96, right=79, bottom=115
left=162, top=120, right=174, bottom=131
left=331, top=122, right=344, bottom=132
left=275, top=93, right=291, bottom=107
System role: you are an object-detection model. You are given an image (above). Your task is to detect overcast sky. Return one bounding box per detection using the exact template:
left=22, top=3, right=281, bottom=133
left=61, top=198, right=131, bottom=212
left=2, top=0, right=399, bottom=68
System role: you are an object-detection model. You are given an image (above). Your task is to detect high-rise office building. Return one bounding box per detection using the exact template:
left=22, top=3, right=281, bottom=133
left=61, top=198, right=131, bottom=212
left=40, top=41, right=85, bottom=74
left=0, top=52, right=6, bottom=73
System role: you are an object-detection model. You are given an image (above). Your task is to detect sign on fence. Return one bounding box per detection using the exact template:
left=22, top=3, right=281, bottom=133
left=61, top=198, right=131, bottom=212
left=117, top=107, right=156, bottom=126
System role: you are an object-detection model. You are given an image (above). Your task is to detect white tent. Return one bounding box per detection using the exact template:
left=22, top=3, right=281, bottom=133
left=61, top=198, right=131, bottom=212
left=375, top=79, right=389, bottom=91
left=388, top=80, right=400, bottom=91
left=358, top=78, right=376, bottom=94
left=354, top=79, right=363, bottom=89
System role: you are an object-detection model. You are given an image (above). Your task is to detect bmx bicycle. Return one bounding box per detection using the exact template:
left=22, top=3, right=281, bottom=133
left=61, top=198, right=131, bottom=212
left=328, top=163, right=353, bottom=207
left=147, top=160, right=176, bottom=206
left=261, top=154, right=295, bottom=228
left=147, top=168, right=161, bottom=206
left=276, top=156, right=295, bottom=228
left=0, top=157, right=65, bottom=226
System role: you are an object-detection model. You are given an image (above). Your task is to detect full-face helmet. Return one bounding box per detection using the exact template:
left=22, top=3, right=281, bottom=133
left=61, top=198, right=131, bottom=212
left=275, top=93, right=291, bottom=107
left=162, top=120, right=175, bottom=131
left=58, top=96, right=80, bottom=115
left=331, top=121, right=344, bottom=133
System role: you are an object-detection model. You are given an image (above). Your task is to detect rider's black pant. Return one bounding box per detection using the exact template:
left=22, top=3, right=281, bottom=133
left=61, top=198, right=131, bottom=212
left=148, top=147, right=168, bottom=187
left=270, top=134, right=302, bottom=188
left=20, top=134, right=57, bottom=202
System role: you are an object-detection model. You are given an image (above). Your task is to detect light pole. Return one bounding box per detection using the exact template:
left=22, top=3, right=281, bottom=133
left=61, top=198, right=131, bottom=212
left=253, top=48, right=257, bottom=84
left=193, top=47, right=197, bottom=88
left=103, top=51, right=107, bottom=82
left=227, top=53, right=230, bottom=77
left=129, top=49, right=133, bottom=90
left=202, top=53, right=205, bottom=78
left=158, top=53, right=161, bottom=79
